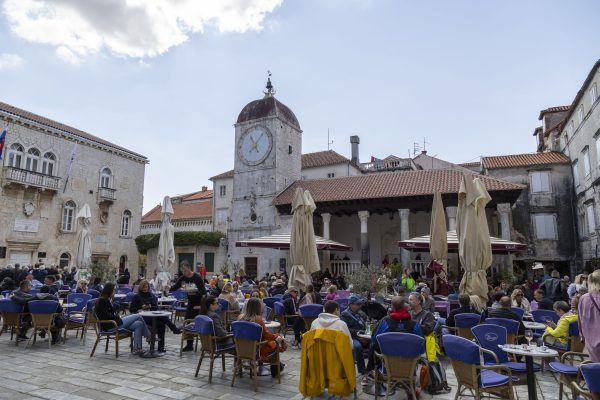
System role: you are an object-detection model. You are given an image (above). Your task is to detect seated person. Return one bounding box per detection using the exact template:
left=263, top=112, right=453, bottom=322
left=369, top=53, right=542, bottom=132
left=437, top=293, right=478, bottom=334
left=408, top=292, right=435, bottom=337
left=238, top=298, right=285, bottom=377
left=218, top=282, right=240, bottom=311
left=258, top=281, right=269, bottom=299
left=534, top=289, right=554, bottom=311
left=11, top=280, right=36, bottom=340
left=269, top=280, right=287, bottom=296
left=341, top=294, right=369, bottom=378
left=282, top=286, right=304, bottom=346
left=364, top=296, right=422, bottom=383
left=232, top=282, right=245, bottom=302
left=511, top=288, right=531, bottom=313
left=89, top=277, right=103, bottom=293
left=488, top=296, right=526, bottom=336
left=95, top=282, right=150, bottom=355
left=43, top=275, right=60, bottom=295
left=299, top=284, right=322, bottom=306
left=75, top=279, right=88, bottom=294
left=325, top=285, right=339, bottom=301
left=420, top=287, right=435, bottom=313
left=199, top=295, right=234, bottom=346
left=311, top=300, right=353, bottom=348
left=543, top=300, right=578, bottom=348
left=130, top=279, right=181, bottom=353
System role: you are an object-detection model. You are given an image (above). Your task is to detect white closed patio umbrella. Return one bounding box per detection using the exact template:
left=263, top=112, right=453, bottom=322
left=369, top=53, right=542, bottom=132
left=155, top=196, right=175, bottom=293
left=75, top=203, right=92, bottom=281
left=457, top=174, right=493, bottom=310
left=429, top=191, right=448, bottom=295
left=289, top=188, right=320, bottom=292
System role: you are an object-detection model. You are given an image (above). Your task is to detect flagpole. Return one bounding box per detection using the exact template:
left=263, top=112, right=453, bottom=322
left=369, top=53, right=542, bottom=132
left=63, top=143, right=77, bottom=193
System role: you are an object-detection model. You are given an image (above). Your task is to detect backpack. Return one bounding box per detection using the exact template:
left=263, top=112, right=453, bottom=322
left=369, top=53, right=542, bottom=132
left=417, top=359, right=451, bottom=395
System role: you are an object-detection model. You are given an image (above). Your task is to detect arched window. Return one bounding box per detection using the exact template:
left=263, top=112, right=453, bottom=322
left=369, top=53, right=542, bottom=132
left=42, top=152, right=56, bottom=176
left=59, top=252, right=71, bottom=268
left=25, top=148, right=40, bottom=172
left=100, top=167, right=112, bottom=188
left=121, top=210, right=132, bottom=237
left=119, top=255, right=127, bottom=272
left=62, top=200, right=76, bottom=232
left=8, top=143, right=23, bottom=168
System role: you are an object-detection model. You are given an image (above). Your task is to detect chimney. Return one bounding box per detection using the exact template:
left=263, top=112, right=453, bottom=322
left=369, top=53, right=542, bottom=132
left=350, top=135, right=360, bottom=164
left=421, top=150, right=427, bottom=155
left=202, top=186, right=208, bottom=192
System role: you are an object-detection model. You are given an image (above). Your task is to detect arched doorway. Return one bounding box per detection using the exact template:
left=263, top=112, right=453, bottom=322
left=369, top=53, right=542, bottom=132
left=59, top=252, right=71, bottom=268
left=119, top=255, right=127, bottom=273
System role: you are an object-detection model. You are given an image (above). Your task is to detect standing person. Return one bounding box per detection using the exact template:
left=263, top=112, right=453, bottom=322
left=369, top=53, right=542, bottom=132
left=130, top=280, right=181, bottom=353
left=541, top=270, right=568, bottom=302
left=199, top=263, right=207, bottom=281
left=568, top=274, right=588, bottom=300
left=401, top=268, right=416, bottom=291
left=95, top=282, right=150, bottom=355
left=170, top=260, right=207, bottom=352
left=578, top=270, right=600, bottom=362
left=340, top=294, right=369, bottom=380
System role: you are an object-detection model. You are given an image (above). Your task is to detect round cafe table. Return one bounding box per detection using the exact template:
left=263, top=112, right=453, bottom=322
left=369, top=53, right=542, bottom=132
left=138, top=310, right=172, bottom=358
left=499, top=344, right=557, bottom=400
left=523, top=321, right=547, bottom=330
left=113, top=293, right=127, bottom=300
left=265, top=321, right=280, bottom=333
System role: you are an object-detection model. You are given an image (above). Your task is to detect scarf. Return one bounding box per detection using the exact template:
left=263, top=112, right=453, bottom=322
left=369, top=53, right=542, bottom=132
left=389, top=307, right=411, bottom=321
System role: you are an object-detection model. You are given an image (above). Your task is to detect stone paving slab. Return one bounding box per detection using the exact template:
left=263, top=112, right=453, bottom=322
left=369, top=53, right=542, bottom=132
left=0, top=327, right=563, bottom=399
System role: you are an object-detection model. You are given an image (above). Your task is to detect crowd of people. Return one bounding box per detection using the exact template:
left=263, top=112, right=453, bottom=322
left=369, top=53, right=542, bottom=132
left=1, top=259, right=599, bottom=395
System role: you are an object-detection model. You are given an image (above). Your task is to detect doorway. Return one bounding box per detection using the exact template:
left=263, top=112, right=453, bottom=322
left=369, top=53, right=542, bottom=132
left=9, top=251, right=32, bottom=266
left=244, top=257, right=258, bottom=279
left=204, top=252, right=215, bottom=273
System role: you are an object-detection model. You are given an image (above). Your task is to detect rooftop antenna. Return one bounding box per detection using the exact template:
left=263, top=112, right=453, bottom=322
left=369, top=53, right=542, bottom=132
left=423, top=137, right=430, bottom=152
left=264, top=70, right=276, bottom=97
left=327, top=128, right=334, bottom=150
left=413, top=142, right=421, bottom=158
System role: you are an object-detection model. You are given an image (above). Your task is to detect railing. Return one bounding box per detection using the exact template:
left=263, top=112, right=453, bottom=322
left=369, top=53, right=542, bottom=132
left=3, top=166, right=61, bottom=191
left=410, top=260, right=428, bottom=276
left=329, top=260, right=362, bottom=276
left=98, top=186, right=116, bottom=201
left=361, top=159, right=413, bottom=172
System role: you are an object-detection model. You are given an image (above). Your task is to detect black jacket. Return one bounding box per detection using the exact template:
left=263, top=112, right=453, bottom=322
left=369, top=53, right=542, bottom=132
left=207, top=311, right=228, bottom=337
left=95, top=297, right=123, bottom=332
left=170, top=273, right=206, bottom=307
left=130, top=291, right=158, bottom=314
left=341, top=308, right=368, bottom=338
left=446, top=306, right=479, bottom=327
left=537, top=297, right=554, bottom=311
left=487, top=308, right=525, bottom=335
left=282, top=293, right=299, bottom=316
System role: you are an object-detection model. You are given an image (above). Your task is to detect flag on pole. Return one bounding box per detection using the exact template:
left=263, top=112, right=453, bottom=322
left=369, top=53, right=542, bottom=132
left=63, top=143, right=77, bottom=193
left=0, top=125, right=7, bottom=160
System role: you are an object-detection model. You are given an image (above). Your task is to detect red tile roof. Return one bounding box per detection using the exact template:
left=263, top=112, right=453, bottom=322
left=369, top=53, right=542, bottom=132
left=459, top=161, right=481, bottom=168
left=182, top=189, right=213, bottom=201
left=482, top=152, right=569, bottom=170
left=273, top=169, right=524, bottom=205
left=210, top=150, right=350, bottom=180
left=142, top=201, right=213, bottom=223
left=0, top=101, right=147, bottom=160
left=538, top=106, right=571, bottom=120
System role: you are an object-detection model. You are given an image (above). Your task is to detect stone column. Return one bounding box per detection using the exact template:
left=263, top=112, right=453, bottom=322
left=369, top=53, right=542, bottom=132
left=358, top=211, right=370, bottom=266
left=497, top=202, right=513, bottom=279
left=446, top=206, right=457, bottom=231
left=399, top=209, right=410, bottom=267
left=322, top=213, right=331, bottom=271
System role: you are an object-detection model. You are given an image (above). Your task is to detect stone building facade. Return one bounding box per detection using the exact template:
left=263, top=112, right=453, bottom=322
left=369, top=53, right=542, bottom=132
left=0, top=101, right=147, bottom=276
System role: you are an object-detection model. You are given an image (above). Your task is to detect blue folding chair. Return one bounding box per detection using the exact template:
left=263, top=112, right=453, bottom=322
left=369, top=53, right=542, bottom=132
left=510, top=307, right=525, bottom=320
left=485, top=317, right=521, bottom=344
left=299, top=304, right=323, bottom=330
left=262, top=305, right=272, bottom=322
left=473, top=324, right=538, bottom=386
left=374, top=332, right=424, bottom=399
left=193, top=315, right=235, bottom=383
left=443, top=334, right=516, bottom=400
left=1, top=290, right=13, bottom=298
left=116, top=287, right=131, bottom=295
left=63, top=293, right=92, bottom=342
left=549, top=351, right=590, bottom=400
left=87, top=289, right=100, bottom=299
left=263, top=297, right=279, bottom=311
left=336, top=298, right=349, bottom=312
left=231, top=320, right=281, bottom=390
left=273, top=294, right=284, bottom=299
left=451, top=313, right=481, bottom=340
left=274, top=301, right=294, bottom=337
left=27, top=300, right=60, bottom=348
left=531, top=309, right=558, bottom=338
left=0, top=298, right=24, bottom=344
left=575, top=363, right=600, bottom=399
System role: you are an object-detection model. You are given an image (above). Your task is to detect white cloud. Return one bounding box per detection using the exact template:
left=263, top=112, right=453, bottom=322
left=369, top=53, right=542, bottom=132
left=0, top=52, right=23, bottom=70
left=2, top=0, right=283, bottom=62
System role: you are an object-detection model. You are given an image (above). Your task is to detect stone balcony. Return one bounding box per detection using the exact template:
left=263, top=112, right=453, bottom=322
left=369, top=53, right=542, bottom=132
left=98, top=186, right=116, bottom=203
left=3, top=166, right=61, bottom=191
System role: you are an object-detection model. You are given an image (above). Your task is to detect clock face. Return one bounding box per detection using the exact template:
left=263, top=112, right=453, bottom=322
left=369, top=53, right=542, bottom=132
left=238, top=126, right=273, bottom=166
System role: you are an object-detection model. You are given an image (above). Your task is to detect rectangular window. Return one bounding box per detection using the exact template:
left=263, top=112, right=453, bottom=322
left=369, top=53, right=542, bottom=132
left=591, top=84, right=598, bottom=106
left=327, top=173, right=335, bottom=178
left=578, top=105, right=585, bottom=125
left=62, top=209, right=74, bottom=231
left=533, top=214, right=557, bottom=239
left=530, top=171, right=551, bottom=193
left=586, top=203, right=597, bottom=234
left=583, top=149, right=591, bottom=177
left=219, top=185, right=226, bottom=196
left=216, top=210, right=227, bottom=225
left=573, top=161, right=580, bottom=187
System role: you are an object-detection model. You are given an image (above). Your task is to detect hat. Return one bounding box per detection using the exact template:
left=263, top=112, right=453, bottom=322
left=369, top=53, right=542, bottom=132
left=348, top=294, right=366, bottom=305
left=273, top=279, right=284, bottom=286
left=271, top=275, right=277, bottom=280
left=287, top=286, right=299, bottom=293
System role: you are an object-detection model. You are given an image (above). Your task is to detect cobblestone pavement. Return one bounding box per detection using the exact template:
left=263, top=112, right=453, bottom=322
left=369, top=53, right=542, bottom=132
left=0, top=329, right=563, bottom=400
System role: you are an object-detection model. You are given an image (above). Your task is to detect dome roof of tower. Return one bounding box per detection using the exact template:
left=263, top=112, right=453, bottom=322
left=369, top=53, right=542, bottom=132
left=236, top=96, right=300, bottom=130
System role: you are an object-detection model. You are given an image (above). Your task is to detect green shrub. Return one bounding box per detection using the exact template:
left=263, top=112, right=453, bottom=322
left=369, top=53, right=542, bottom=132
left=135, top=231, right=226, bottom=254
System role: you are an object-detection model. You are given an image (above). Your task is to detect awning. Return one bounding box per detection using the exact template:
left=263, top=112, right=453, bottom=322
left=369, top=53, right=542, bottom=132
left=398, top=230, right=527, bottom=254
left=236, top=233, right=352, bottom=251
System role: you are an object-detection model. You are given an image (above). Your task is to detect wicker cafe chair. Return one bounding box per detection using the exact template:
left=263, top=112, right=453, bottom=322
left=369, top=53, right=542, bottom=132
left=180, top=318, right=201, bottom=356
left=27, top=300, right=60, bottom=349
left=549, top=351, right=590, bottom=400
left=89, top=311, right=133, bottom=358
left=80, top=299, right=97, bottom=343
left=485, top=318, right=521, bottom=345
left=274, top=301, right=295, bottom=337
left=217, top=298, right=240, bottom=330
left=374, top=332, right=424, bottom=400
left=230, top=320, right=281, bottom=391
left=299, top=304, right=323, bottom=331
left=443, top=334, right=516, bottom=400
left=193, top=315, right=236, bottom=383
left=472, top=324, right=539, bottom=386
left=572, top=362, right=600, bottom=400
left=62, top=293, right=92, bottom=342
left=445, top=313, right=480, bottom=341
left=0, top=298, right=24, bottom=345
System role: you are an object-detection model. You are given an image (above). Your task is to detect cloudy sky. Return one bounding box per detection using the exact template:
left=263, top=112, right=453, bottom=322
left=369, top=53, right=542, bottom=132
left=1, top=0, right=599, bottom=212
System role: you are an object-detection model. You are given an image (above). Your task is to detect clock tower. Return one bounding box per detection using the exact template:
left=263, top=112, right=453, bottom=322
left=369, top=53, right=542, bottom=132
left=229, top=78, right=302, bottom=276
